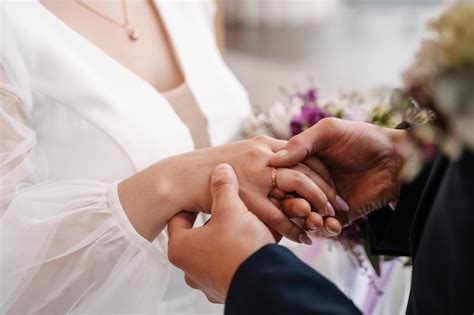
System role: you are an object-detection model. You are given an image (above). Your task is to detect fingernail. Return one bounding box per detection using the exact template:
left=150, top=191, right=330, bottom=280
left=298, top=233, right=313, bottom=245
left=274, top=150, right=288, bottom=158
left=326, top=202, right=335, bottom=216
left=335, top=195, right=350, bottom=211
left=325, top=225, right=338, bottom=235
left=306, top=220, right=321, bottom=231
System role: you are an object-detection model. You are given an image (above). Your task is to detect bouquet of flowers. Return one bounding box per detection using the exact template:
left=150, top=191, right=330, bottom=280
left=243, top=84, right=425, bottom=278
left=398, top=2, right=474, bottom=178
left=241, top=2, right=474, bottom=281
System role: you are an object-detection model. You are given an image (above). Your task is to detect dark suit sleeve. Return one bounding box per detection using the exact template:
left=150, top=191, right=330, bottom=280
left=225, top=245, right=361, bottom=315
left=368, top=155, right=448, bottom=256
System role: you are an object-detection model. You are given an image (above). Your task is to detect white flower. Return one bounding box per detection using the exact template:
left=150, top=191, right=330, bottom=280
left=268, top=102, right=293, bottom=139
left=290, top=96, right=305, bottom=109
left=435, top=68, right=474, bottom=155
left=242, top=111, right=271, bottom=138
left=397, top=141, right=426, bottom=182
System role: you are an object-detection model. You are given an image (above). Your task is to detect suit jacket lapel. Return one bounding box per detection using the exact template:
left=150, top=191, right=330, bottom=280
left=409, top=154, right=449, bottom=260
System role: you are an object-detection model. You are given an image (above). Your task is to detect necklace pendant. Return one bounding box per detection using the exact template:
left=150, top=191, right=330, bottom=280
left=128, top=29, right=140, bottom=41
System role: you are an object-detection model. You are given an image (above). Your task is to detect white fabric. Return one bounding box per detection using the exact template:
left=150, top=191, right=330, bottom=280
left=0, top=0, right=250, bottom=313
left=286, top=238, right=411, bottom=315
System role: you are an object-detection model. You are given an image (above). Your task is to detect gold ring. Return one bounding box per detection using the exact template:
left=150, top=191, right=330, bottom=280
left=271, top=168, right=278, bottom=191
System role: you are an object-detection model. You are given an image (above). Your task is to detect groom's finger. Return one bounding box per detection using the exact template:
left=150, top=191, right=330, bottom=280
left=270, top=118, right=336, bottom=167
left=302, top=212, right=324, bottom=232
left=323, top=216, right=342, bottom=236
left=276, top=168, right=332, bottom=216
left=210, top=163, right=247, bottom=215
left=168, top=211, right=198, bottom=237
left=280, top=198, right=312, bottom=218
left=302, top=156, right=334, bottom=187
left=289, top=164, right=337, bottom=206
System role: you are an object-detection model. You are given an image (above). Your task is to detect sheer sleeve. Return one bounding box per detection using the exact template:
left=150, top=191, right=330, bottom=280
left=0, top=63, right=169, bottom=313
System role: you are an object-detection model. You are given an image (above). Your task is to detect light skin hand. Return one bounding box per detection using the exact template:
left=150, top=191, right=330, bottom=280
left=168, top=163, right=276, bottom=303
left=270, top=118, right=408, bottom=234
left=118, top=135, right=335, bottom=242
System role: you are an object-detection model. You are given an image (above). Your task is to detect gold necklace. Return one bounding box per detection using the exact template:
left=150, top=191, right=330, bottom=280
left=75, top=0, right=140, bottom=41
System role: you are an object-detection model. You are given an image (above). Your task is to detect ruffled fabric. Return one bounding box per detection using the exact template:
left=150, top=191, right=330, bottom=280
left=0, top=62, right=169, bottom=313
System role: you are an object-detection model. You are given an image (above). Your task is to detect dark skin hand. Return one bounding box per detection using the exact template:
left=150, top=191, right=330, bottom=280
left=271, top=118, right=407, bottom=234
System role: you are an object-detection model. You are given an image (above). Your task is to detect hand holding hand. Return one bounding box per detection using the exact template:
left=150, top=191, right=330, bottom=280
left=121, top=135, right=336, bottom=242
left=271, top=118, right=407, bottom=232
left=168, top=163, right=276, bottom=303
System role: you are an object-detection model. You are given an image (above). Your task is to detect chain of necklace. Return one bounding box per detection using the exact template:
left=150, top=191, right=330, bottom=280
left=75, top=0, right=140, bottom=41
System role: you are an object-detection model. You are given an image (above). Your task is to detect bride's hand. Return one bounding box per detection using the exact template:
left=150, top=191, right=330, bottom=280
left=119, top=135, right=337, bottom=243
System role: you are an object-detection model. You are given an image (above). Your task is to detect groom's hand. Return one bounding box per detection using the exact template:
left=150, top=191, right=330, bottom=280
left=270, top=118, right=407, bottom=231
left=168, top=163, right=276, bottom=303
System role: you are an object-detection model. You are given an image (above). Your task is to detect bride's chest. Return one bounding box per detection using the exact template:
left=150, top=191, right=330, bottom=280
left=31, top=59, right=248, bottom=181
left=10, top=1, right=252, bottom=180
left=40, top=0, right=185, bottom=93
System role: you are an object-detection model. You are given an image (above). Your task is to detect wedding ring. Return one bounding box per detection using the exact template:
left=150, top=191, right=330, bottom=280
left=269, top=168, right=286, bottom=199
left=271, top=168, right=278, bottom=191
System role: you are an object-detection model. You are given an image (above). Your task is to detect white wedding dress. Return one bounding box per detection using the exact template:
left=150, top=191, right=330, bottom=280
left=0, top=1, right=250, bottom=313
left=1, top=1, right=413, bottom=314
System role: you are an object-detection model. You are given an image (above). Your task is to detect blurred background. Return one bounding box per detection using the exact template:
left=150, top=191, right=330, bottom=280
left=216, top=0, right=445, bottom=108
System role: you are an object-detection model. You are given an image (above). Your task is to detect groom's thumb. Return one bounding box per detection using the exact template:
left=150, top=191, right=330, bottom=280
left=210, top=163, right=246, bottom=215
left=270, top=119, right=331, bottom=167
left=270, top=135, right=313, bottom=167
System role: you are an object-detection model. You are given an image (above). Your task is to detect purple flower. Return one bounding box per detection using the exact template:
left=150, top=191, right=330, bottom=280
left=290, top=105, right=332, bottom=136
left=290, top=88, right=318, bottom=107
left=305, top=88, right=318, bottom=103
left=340, top=217, right=368, bottom=244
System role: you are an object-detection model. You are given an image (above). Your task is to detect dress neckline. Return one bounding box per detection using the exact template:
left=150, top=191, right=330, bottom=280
left=35, top=0, right=188, bottom=97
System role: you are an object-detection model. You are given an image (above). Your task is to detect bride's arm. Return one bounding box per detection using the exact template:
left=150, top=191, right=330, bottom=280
left=1, top=62, right=172, bottom=313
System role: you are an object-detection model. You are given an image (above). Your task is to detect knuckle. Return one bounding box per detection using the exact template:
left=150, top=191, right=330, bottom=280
left=184, top=274, right=197, bottom=289
left=288, top=135, right=307, bottom=149
left=246, top=145, right=266, bottom=159
left=288, top=136, right=313, bottom=157
left=318, top=117, right=338, bottom=132
left=252, top=134, right=271, bottom=143
left=291, top=172, right=306, bottom=186
left=211, top=175, right=234, bottom=192
left=206, top=294, right=219, bottom=304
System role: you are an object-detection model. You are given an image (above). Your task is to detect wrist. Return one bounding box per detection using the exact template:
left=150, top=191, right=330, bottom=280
left=118, top=162, right=179, bottom=241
